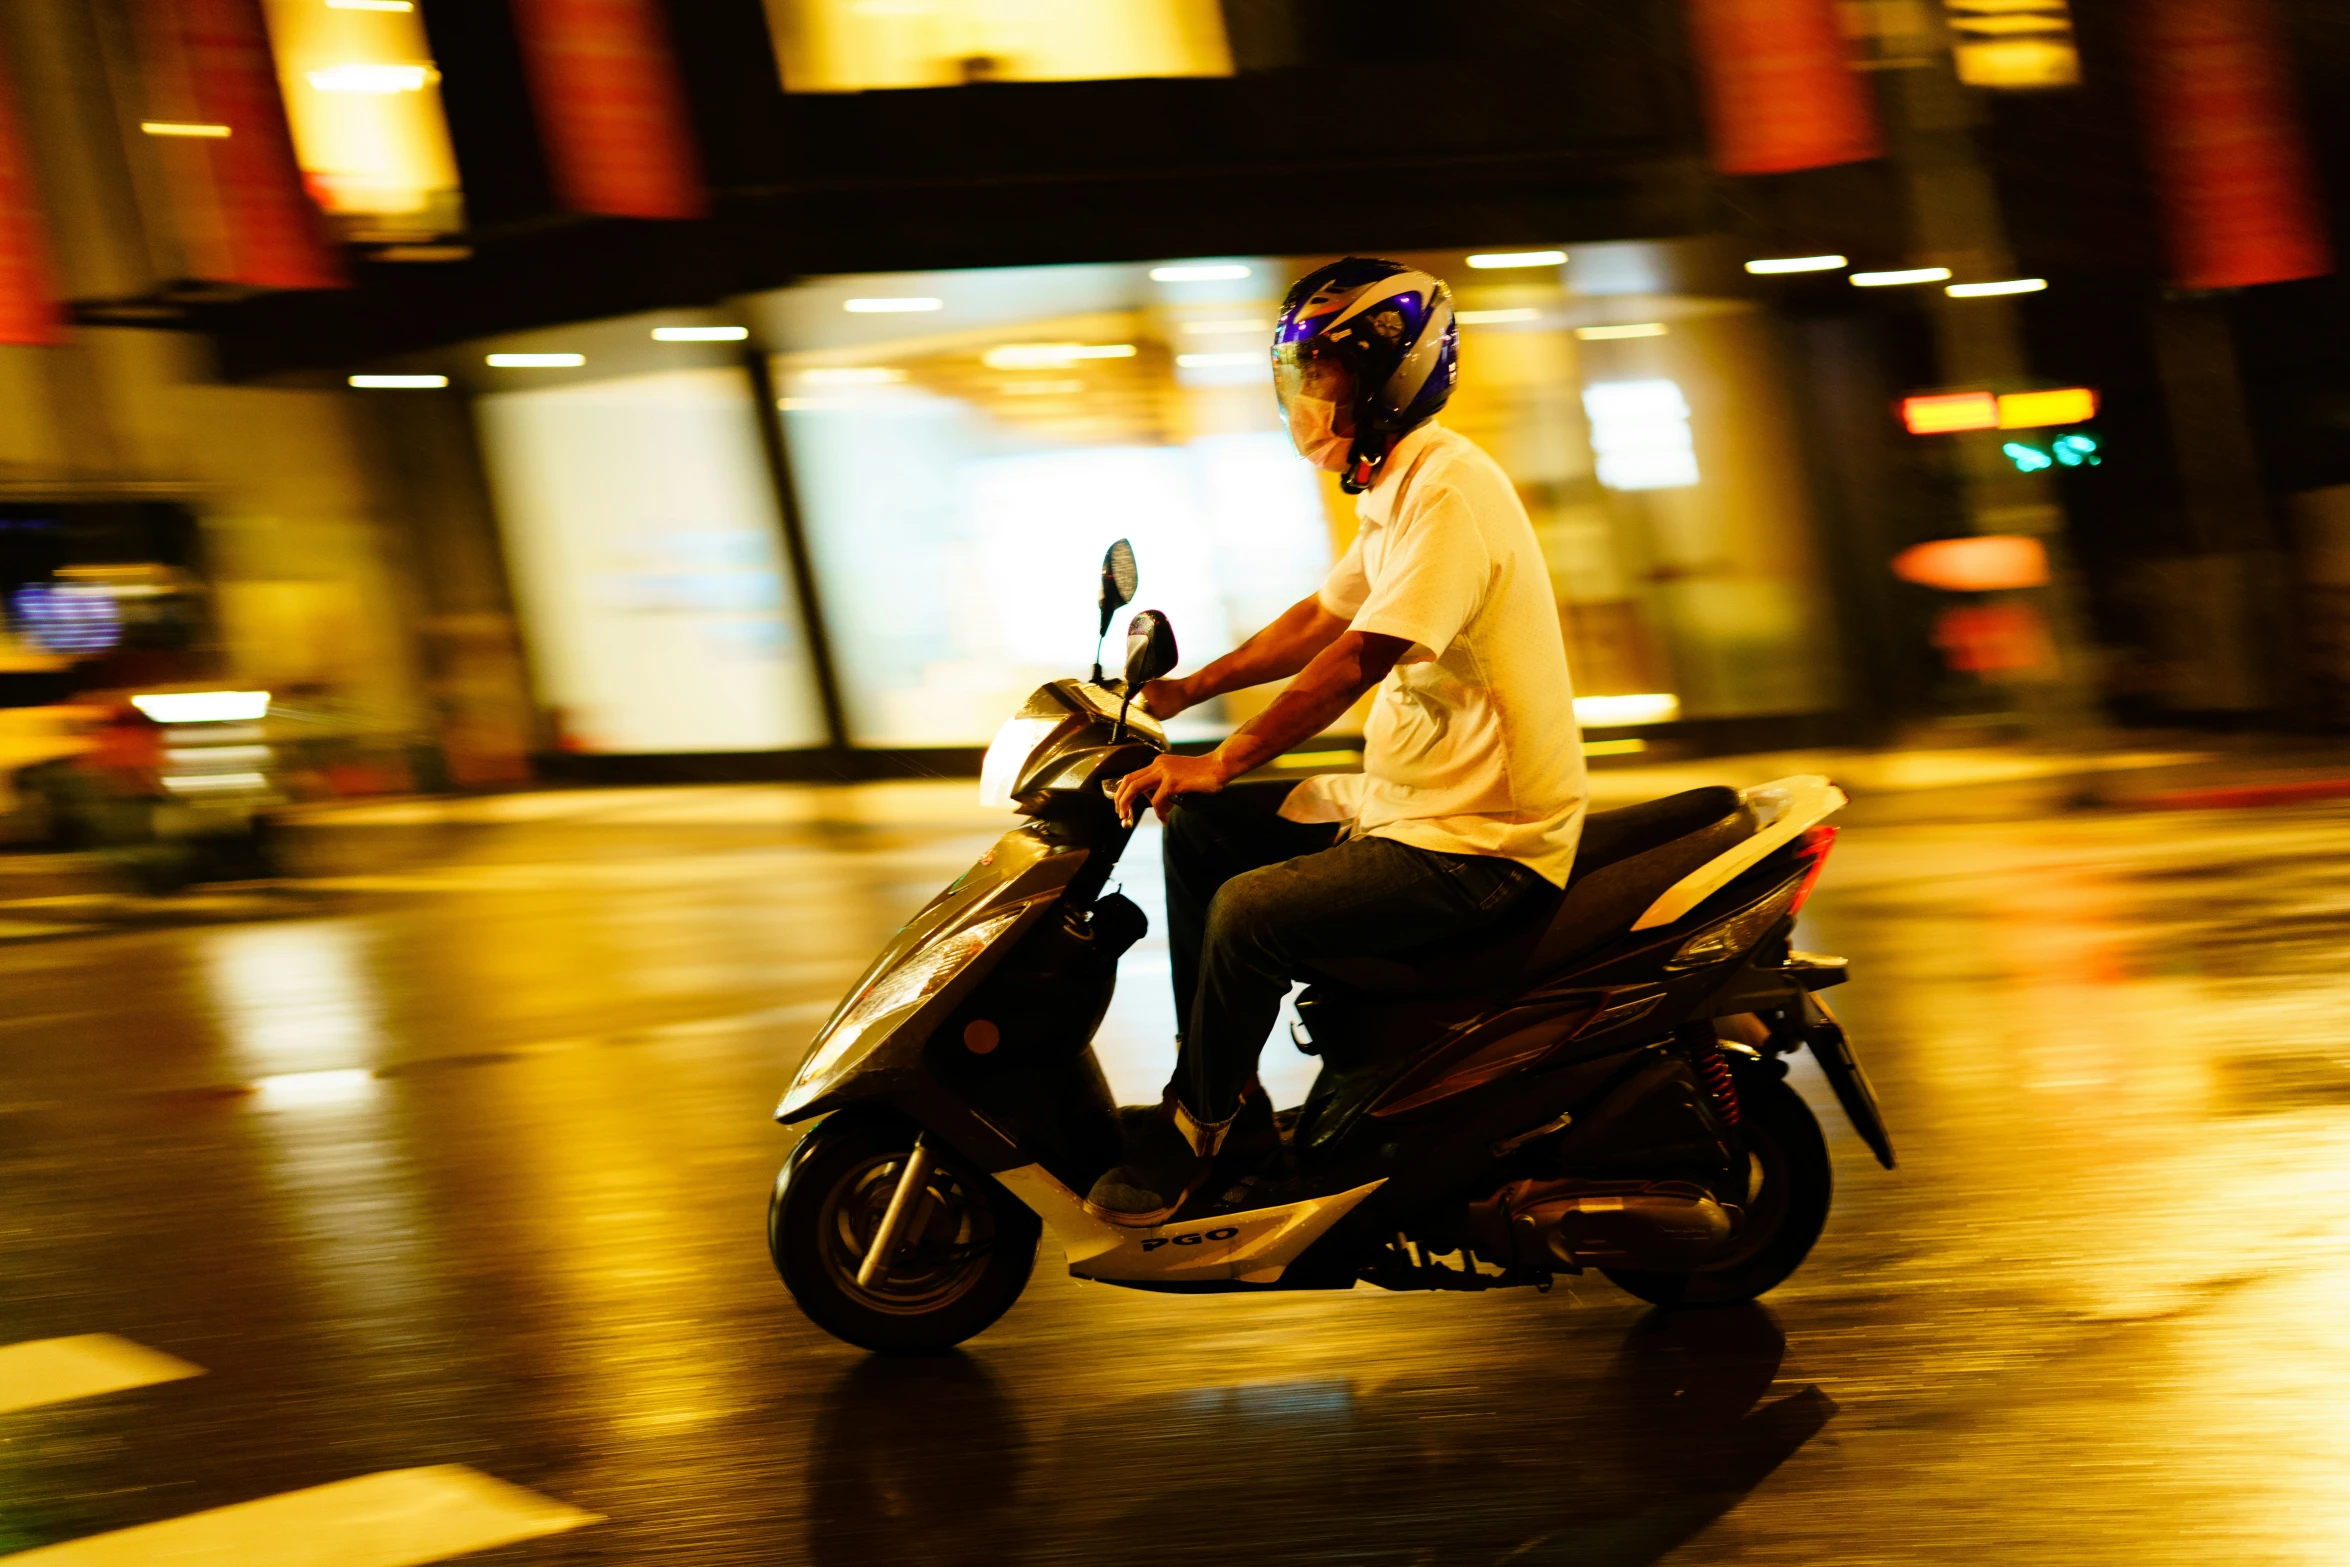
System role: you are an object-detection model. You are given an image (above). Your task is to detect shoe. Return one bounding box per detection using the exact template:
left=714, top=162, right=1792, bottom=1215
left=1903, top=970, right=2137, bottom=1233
left=1084, top=1097, right=1236, bottom=1227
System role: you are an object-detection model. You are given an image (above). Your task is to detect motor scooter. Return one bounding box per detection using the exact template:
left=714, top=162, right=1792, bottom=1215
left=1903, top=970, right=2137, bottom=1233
left=768, top=542, right=1893, bottom=1353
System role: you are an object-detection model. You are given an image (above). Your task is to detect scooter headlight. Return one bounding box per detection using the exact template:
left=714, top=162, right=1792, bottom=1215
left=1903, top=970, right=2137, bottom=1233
left=782, top=902, right=1031, bottom=1111
left=978, top=715, right=1065, bottom=810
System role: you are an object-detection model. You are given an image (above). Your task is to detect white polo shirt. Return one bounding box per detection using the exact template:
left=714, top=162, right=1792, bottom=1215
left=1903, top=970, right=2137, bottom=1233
left=1279, top=421, right=1587, bottom=885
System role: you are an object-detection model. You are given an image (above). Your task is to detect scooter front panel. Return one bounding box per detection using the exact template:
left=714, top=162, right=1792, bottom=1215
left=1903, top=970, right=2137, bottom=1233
left=992, top=1165, right=1387, bottom=1284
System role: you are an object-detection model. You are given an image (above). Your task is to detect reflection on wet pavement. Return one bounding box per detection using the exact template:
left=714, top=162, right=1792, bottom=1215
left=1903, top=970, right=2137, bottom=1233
left=3, top=781, right=2350, bottom=1562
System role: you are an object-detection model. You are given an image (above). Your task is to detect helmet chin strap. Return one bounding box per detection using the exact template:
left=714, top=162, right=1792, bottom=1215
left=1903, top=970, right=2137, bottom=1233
left=1339, top=430, right=1403, bottom=495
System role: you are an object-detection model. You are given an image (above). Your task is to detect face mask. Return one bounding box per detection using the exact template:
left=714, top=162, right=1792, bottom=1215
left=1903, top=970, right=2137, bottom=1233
left=1286, top=393, right=1351, bottom=471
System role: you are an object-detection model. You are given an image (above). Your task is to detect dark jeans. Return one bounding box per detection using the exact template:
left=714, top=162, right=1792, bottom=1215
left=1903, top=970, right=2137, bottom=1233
left=1162, top=781, right=1546, bottom=1121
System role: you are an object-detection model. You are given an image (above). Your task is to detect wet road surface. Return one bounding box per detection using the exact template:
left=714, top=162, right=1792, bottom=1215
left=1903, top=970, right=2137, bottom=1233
left=5, top=779, right=2350, bottom=1563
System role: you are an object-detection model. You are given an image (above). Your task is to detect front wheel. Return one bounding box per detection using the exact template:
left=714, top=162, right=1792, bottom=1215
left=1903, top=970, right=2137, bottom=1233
left=770, top=1111, right=1041, bottom=1354
left=1603, top=1065, right=1832, bottom=1308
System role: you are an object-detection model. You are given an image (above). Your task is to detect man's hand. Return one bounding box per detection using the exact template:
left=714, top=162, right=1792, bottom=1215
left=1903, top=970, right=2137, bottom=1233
left=1113, top=751, right=1231, bottom=827
left=1138, top=677, right=1193, bottom=720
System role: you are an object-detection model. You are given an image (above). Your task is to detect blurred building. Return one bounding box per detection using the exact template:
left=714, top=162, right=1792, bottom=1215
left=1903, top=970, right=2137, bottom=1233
left=0, top=0, right=2347, bottom=784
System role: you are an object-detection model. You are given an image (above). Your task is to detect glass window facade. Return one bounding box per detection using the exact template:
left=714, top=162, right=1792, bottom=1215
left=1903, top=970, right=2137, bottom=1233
left=750, top=262, right=1334, bottom=746
left=469, top=317, right=829, bottom=755
left=760, top=0, right=1232, bottom=92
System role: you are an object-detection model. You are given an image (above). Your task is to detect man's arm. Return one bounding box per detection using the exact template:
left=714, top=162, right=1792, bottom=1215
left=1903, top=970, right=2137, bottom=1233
left=1114, top=629, right=1408, bottom=824
left=1141, top=594, right=1350, bottom=719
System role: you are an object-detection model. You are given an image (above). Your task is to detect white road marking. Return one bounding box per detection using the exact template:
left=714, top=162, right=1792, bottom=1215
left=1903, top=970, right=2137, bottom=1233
left=3, top=1465, right=599, bottom=1565
left=0, top=1335, right=203, bottom=1416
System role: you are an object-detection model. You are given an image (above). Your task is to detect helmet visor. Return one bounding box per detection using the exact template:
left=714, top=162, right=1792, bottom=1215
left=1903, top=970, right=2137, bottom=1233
left=1271, top=341, right=1349, bottom=418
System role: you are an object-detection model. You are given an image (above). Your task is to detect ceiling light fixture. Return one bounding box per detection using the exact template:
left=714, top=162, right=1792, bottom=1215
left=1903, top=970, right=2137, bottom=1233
left=1150, top=264, right=1251, bottom=282
left=349, top=374, right=447, bottom=388
left=486, top=353, right=584, bottom=368
left=651, top=326, right=749, bottom=341
left=843, top=297, right=942, bottom=313
left=1466, top=250, right=1568, bottom=270
left=1851, top=267, right=1954, bottom=287
left=1947, top=278, right=2049, bottom=298
left=1744, top=254, right=1848, bottom=275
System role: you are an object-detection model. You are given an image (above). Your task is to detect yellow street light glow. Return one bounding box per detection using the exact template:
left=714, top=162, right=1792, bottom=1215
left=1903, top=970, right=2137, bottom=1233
left=1574, top=692, right=1680, bottom=727
left=1175, top=352, right=1261, bottom=368
left=1744, top=254, right=1848, bottom=275
left=486, top=353, right=584, bottom=367
left=326, top=0, right=414, bottom=8
left=650, top=326, right=749, bottom=341
left=305, top=63, right=433, bottom=93
left=1456, top=308, right=1541, bottom=325
left=1179, top=319, right=1270, bottom=336
left=348, top=374, right=447, bottom=388
left=1466, top=250, right=1567, bottom=269
left=1576, top=322, right=1668, bottom=340
left=130, top=690, right=272, bottom=723
left=981, top=342, right=1136, bottom=369
left=798, top=367, right=905, bottom=386
left=1851, top=267, right=1953, bottom=287
left=1150, top=264, right=1251, bottom=282
left=1947, top=278, right=2049, bottom=298
left=844, top=297, right=941, bottom=313
left=141, top=121, right=231, bottom=138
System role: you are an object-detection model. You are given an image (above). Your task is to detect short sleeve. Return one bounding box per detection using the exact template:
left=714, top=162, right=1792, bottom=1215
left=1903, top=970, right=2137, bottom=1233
left=1347, top=483, right=1487, bottom=657
left=1317, top=531, right=1370, bottom=618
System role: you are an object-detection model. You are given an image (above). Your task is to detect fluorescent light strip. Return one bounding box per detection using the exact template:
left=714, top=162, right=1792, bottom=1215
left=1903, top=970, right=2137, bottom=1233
left=1851, top=267, right=1953, bottom=287
left=1574, top=692, right=1681, bottom=727
left=843, top=297, right=941, bottom=313
left=1150, top=264, right=1251, bottom=282
left=1947, top=277, right=2049, bottom=297
left=140, top=121, right=230, bottom=138
left=1457, top=308, right=1541, bottom=325
left=305, top=63, right=432, bottom=93
left=1744, top=254, right=1847, bottom=275
left=1577, top=322, right=1668, bottom=340
left=982, top=342, right=1135, bottom=369
left=486, top=353, right=583, bottom=367
left=325, top=0, right=415, bottom=8
left=130, top=690, right=270, bottom=723
left=651, top=326, right=749, bottom=342
left=348, top=374, right=446, bottom=388
left=1466, top=250, right=1567, bottom=269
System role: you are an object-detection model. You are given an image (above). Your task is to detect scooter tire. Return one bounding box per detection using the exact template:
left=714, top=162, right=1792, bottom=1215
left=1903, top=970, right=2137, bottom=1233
left=771, top=1111, right=1040, bottom=1355
left=1601, top=1068, right=1832, bottom=1309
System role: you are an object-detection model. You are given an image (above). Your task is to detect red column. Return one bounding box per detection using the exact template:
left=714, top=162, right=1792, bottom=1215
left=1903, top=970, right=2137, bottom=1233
left=2135, top=0, right=2332, bottom=290
left=146, top=0, right=345, bottom=290
left=1684, top=0, right=1882, bottom=176
left=0, top=34, right=62, bottom=345
left=507, top=0, right=706, bottom=220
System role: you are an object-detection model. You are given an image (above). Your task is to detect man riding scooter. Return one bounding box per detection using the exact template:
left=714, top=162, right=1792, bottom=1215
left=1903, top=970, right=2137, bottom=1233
left=1087, top=256, right=1590, bottom=1226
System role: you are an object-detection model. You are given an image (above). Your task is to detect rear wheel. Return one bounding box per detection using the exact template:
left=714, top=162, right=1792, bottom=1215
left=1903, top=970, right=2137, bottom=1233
left=770, top=1112, right=1040, bottom=1354
left=1602, top=1066, right=1831, bottom=1308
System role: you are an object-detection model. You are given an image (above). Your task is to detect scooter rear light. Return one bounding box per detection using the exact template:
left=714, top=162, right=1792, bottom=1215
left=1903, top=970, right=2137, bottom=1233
left=1786, top=824, right=1839, bottom=915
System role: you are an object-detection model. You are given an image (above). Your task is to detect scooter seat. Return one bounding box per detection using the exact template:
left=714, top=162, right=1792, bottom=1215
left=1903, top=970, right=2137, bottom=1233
left=1300, top=787, right=1757, bottom=997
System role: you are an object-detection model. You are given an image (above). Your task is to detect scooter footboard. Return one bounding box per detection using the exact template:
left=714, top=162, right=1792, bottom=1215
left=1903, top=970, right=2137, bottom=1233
left=991, top=1164, right=1387, bottom=1286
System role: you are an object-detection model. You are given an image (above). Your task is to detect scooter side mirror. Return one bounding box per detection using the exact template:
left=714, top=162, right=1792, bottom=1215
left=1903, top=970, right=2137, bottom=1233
left=1098, top=538, right=1137, bottom=638
left=1123, top=609, right=1178, bottom=689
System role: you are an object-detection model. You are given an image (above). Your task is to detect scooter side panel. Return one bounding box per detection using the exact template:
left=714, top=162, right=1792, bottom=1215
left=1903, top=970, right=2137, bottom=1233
left=992, top=1164, right=1388, bottom=1284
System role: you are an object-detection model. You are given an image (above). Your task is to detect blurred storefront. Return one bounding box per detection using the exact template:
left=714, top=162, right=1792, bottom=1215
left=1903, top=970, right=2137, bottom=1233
left=433, top=243, right=1839, bottom=769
